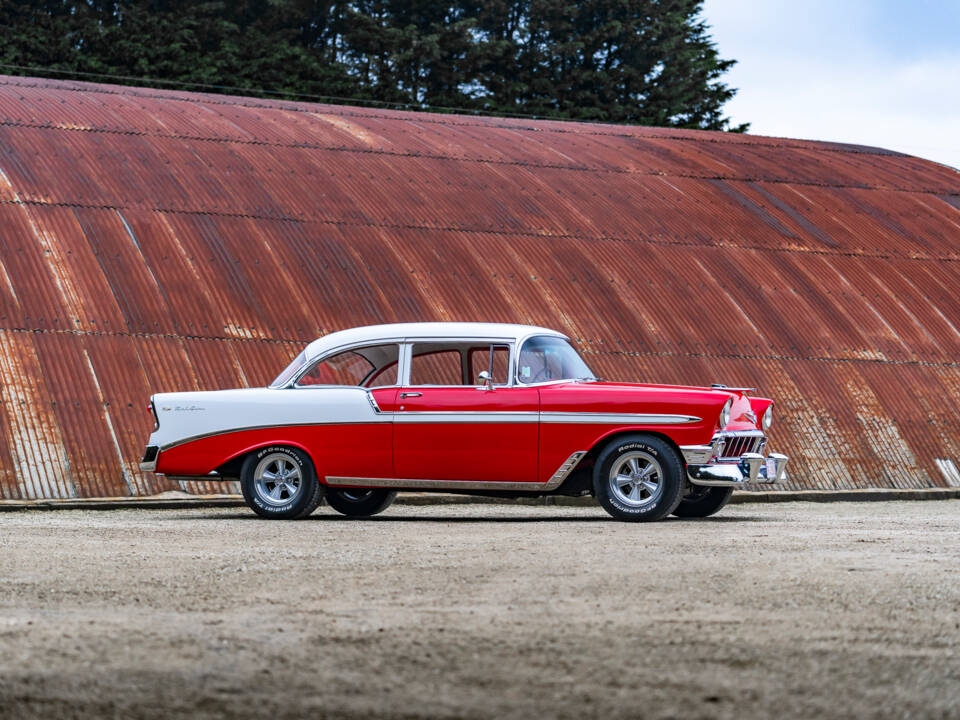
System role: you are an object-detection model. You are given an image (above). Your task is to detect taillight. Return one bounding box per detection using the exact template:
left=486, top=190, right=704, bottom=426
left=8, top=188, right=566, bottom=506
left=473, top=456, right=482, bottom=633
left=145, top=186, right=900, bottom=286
left=148, top=398, right=159, bottom=431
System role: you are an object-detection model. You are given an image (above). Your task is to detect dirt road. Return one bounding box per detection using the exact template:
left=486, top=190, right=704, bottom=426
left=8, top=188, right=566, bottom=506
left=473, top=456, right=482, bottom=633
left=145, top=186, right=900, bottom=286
left=1, top=501, right=957, bottom=719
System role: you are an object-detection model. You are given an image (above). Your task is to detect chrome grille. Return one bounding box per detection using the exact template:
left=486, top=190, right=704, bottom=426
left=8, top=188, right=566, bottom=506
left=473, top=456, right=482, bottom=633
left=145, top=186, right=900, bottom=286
left=718, top=433, right=764, bottom=459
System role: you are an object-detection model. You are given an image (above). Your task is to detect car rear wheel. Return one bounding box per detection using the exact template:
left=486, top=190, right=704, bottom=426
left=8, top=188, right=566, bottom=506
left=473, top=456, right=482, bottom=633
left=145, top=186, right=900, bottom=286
left=325, top=488, right=397, bottom=517
left=593, top=434, right=684, bottom=522
left=241, top=446, right=324, bottom=519
left=672, top=486, right=733, bottom=518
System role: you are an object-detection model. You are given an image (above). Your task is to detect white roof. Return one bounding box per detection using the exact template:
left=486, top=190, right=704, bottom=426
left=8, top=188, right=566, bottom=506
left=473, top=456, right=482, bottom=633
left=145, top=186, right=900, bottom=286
left=303, top=322, right=566, bottom=360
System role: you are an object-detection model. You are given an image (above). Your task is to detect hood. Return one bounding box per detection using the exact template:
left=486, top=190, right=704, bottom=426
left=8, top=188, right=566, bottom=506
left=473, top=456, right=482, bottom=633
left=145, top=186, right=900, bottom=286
left=562, top=380, right=771, bottom=433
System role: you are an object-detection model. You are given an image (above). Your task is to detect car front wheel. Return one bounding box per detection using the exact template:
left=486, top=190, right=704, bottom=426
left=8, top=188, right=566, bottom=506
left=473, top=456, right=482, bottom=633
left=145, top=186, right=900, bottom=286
left=325, top=488, right=397, bottom=517
left=593, top=434, right=685, bottom=522
left=241, top=446, right=324, bottom=519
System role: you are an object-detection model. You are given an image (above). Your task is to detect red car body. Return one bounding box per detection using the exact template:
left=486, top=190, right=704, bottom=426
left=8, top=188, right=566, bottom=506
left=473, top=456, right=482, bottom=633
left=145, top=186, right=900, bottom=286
left=140, top=323, right=786, bottom=521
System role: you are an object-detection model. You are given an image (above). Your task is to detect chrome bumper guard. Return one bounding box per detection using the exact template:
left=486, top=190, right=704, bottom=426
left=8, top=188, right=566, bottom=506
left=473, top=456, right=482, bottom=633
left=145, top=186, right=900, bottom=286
left=139, top=445, right=159, bottom=472
left=685, top=452, right=789, bottom=487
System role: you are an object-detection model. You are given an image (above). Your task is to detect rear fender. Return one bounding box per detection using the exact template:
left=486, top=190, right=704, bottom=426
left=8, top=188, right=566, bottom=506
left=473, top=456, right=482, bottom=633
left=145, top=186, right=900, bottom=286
left=156, top=433, right=320, bottom=479
left=218, top=439, right=318, bottom=476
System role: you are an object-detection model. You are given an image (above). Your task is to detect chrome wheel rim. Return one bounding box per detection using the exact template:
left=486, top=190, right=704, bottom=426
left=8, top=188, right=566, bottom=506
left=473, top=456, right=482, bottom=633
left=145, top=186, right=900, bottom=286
left=339, top=489, right=374, bottom=502
left=253, top=453, right=302, bottom=506
left=609, top=451, right=664, bottom=508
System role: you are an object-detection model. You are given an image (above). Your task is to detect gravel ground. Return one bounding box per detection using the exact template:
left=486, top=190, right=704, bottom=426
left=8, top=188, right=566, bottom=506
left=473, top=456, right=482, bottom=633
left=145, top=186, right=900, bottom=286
left=0, top=500, right=958, bottom=720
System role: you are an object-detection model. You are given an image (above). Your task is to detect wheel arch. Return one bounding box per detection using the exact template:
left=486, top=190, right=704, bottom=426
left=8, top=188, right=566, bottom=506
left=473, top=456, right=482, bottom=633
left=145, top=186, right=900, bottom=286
left=553, top=428, right=686, bottom=496
left=585, top=428, right=686, bottom=465
left=216, top=439, right=320, bottom=480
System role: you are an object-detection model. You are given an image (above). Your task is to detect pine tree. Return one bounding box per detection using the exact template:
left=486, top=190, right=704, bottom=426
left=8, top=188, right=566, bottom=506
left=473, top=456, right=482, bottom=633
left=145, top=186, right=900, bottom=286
left=0, top=0, right=747, bottom=131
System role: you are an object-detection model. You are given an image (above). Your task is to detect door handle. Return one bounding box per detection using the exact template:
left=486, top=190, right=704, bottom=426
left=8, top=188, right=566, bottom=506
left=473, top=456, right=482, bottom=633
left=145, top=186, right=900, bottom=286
left=399, top=391, right=422, bottom=399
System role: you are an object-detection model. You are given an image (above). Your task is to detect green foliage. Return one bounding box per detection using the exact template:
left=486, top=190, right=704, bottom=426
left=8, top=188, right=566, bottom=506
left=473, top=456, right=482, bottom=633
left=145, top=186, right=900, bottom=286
left=0, top=0, right=747, bottom=131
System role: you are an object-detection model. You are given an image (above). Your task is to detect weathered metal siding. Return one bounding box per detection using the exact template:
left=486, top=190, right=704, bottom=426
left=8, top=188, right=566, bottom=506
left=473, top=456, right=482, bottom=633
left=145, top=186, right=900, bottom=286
left=0, top=74, right=958, bottom=497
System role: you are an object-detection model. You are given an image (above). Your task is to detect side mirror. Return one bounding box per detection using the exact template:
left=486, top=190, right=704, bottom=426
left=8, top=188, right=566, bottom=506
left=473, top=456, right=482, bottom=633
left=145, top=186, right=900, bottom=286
left=478, top=371, right=494, bottom=391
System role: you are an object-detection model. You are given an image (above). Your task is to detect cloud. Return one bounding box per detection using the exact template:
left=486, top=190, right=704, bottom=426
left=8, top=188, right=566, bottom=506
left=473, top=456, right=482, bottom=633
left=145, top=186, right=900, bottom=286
left=703, top=0, right=960, bottom=170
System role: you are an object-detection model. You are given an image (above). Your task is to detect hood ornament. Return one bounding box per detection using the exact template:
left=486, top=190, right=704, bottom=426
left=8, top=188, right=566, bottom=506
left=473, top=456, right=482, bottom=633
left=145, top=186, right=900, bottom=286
left=711, top=383, right=756, bottom=393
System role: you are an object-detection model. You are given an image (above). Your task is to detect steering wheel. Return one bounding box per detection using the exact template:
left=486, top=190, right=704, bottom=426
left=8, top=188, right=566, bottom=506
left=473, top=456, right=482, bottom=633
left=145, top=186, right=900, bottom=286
left=530, top=364, right=551, bottom=383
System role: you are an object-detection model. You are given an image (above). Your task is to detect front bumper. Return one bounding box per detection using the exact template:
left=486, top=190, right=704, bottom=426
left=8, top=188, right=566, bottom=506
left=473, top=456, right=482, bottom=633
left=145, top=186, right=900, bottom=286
left=686, top=452, right=789, bottom=486
left=681, top=433, right=788, bottom=487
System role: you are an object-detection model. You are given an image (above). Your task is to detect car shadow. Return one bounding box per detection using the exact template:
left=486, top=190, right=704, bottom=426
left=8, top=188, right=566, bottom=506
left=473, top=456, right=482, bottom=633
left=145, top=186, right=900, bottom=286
left=167, top=512, right=772, bottom=524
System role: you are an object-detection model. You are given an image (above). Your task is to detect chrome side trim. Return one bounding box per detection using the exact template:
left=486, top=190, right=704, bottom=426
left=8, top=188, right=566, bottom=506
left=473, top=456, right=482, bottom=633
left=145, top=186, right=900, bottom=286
left=394, top=411, right=538, bottom=424
left=327, top=452, right=587, bottom=493
left=541, top=412, right=701, bottom=425
left=325, top=476, right=555, bottom=492
left=159, top=411, right=703, bottom=452
left=366, top=392, right=382, bottom=414
left=545, top=451, right=587, bottom=489
left=157, top=419, right=393, bottom=451
left=394, top=411, right=699, bottom=424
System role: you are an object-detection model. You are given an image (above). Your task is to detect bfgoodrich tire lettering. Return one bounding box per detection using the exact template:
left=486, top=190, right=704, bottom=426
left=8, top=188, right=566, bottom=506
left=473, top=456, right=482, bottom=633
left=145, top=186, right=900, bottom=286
left=240, top=446, right=323, bottom=520
left=593, top=435, right=685, bottom=522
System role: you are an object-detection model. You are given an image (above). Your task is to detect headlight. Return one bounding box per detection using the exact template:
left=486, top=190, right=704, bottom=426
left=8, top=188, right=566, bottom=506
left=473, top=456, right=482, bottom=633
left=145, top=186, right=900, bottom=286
left=762, top=405, right=773, bottom=431
left=718, top=398, right=732, bottom=428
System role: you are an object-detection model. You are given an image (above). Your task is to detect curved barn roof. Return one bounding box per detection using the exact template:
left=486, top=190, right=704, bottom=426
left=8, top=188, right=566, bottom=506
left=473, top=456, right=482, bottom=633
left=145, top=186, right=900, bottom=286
left=0, top=74, right=958, bottom=498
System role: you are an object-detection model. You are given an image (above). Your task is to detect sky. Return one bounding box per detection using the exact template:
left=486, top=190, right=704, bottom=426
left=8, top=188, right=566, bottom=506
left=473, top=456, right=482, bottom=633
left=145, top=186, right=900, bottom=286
left=700, top=0, right=960, bottom=170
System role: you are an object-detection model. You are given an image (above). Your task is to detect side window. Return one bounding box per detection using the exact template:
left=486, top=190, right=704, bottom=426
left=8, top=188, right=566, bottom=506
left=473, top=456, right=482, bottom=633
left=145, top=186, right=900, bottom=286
left=409, top=346, right=464, bottom=386
left=366, top=360, right=399, bottom=388
left=468, top=345, right=511, bottom=385
left=297, top=344, right=399, bottom=387
left=517, top=336, right=594, bottom=383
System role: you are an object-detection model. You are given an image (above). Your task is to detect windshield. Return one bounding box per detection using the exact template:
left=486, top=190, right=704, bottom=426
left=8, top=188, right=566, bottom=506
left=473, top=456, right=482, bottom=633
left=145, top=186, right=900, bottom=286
left=270, top=350, right=306, bottom=388
left=517, top=336, right=596, bottom=384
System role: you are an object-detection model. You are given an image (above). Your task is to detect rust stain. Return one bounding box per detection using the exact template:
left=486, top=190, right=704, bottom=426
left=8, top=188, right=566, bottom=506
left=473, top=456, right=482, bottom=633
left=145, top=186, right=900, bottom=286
left=0, top=74, right=958, bottom=497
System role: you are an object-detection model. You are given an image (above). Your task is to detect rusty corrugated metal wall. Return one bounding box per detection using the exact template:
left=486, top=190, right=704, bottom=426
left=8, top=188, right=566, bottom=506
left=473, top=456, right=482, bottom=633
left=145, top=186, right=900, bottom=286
left=0, top=74, right=958, bottom=498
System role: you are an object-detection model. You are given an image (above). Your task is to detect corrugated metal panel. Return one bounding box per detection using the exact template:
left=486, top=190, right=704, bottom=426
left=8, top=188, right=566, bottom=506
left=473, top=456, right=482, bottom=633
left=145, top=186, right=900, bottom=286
left=0, top=74, right=958, bottom=497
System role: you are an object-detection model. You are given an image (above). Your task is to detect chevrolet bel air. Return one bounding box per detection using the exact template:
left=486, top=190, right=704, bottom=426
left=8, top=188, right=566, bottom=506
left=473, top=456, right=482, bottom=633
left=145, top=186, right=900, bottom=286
left=140, top=323, right=787, bottom=521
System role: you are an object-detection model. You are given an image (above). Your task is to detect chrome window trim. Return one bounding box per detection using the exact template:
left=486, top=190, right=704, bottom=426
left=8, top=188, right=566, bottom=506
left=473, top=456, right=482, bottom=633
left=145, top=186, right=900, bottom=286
left=513, top=333, right=596, bottom=386
left=289, top=339, right=405, bottom=390
left=510, top=378, right=577, bottom=388
left=400, top=337, right=518, bottom=388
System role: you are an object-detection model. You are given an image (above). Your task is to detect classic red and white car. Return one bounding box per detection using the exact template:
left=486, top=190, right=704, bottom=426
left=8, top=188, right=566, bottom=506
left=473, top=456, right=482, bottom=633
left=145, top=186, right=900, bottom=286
left=140, top=323, right=787, bottom=521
